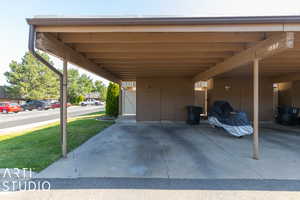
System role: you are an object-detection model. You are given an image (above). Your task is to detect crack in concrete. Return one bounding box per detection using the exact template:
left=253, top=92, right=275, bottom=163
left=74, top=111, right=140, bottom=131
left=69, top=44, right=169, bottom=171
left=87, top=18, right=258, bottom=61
left=158, top=124, right=170, bottom=179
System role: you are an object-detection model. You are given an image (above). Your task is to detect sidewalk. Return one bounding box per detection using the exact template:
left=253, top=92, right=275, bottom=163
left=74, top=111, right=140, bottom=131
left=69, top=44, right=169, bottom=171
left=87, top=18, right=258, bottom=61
left=0, top=119, right=58, bottom=135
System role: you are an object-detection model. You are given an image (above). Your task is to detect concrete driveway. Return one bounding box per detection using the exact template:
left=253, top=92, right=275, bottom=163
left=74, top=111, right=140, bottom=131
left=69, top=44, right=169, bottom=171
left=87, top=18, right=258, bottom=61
left=37, top=122, right=300, bottom=179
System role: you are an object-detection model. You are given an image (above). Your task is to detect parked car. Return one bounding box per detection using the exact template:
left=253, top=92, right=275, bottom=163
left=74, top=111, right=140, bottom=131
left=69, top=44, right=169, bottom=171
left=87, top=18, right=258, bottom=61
left=80, top=99, right=104, bottom=106
left=51, top=102, right=71, bottom=109
left=94, top=100, right=103, bottom=105
left=80, top=100, right=90, bottom=106
left=0, top=102, right=22, bottom=113
left=21, top=100, right=52, bottom=111
left=81, top=99, right=98, bottom=106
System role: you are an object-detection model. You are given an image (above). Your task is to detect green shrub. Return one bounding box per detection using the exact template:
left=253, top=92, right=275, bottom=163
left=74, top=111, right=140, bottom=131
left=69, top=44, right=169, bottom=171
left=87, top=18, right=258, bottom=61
left=69, top=96, right=77, bottom=104
left=105, top=82, right=120, bottom=117
left=69, top=95, right=84, bottom=105
left=77, top=95, right=84, bottom=103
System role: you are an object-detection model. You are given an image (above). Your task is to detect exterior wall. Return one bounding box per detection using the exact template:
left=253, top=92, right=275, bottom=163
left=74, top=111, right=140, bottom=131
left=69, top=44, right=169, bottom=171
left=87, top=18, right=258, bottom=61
left=136, top=78, right=194, bottom=121
left=278, top=81, right=300, bottom=107
left=194, top=90, right=205, bottom=107
left=278, top=82, right=293, bottom=106
left=292, top=81, right=300, bottom=107
left=207, top=77, right=273, bottom=121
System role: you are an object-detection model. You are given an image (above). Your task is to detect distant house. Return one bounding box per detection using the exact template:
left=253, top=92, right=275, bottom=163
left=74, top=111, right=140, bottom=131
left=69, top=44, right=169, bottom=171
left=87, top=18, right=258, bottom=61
left=0, top=86, right=25, bottom=104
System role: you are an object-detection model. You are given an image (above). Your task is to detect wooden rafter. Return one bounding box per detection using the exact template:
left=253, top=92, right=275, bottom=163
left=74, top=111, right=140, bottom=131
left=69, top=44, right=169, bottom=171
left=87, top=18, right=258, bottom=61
left=85, top=52, right=234, bottom=59
left=272, top=73, right=300, bottom=83
left=36, top=33, right=120, bottom=83
left=74, top=43, right=245, bottom=53
left=193, top=32, right=295, bottom=82
left=58, top=32, right=264, bottom=43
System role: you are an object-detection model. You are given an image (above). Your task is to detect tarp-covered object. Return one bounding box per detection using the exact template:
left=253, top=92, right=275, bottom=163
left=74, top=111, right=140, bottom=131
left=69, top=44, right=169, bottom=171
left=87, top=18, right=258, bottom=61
left=208, top=101, right=253, bottom=137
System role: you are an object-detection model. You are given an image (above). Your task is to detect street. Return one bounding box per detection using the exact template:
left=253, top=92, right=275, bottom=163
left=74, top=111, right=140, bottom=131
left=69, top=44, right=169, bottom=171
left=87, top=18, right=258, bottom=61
left=0, top=106, right=104, bottom=130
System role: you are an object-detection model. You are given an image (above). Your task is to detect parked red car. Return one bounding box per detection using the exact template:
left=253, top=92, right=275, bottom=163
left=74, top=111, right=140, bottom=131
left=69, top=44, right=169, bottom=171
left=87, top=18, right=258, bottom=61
left=51, top=102, right=71, bottom=109
left=0, top=102, right=22, bottom=113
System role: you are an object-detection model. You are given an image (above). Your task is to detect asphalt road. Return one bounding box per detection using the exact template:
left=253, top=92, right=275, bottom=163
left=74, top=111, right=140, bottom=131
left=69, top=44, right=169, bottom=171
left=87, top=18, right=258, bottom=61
left=0, top=106, right=104, bottom=129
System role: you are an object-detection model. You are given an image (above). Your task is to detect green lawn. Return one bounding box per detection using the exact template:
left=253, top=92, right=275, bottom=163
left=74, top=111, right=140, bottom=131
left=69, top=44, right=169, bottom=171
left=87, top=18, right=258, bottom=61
left=0, top=111, right=114, bottom=172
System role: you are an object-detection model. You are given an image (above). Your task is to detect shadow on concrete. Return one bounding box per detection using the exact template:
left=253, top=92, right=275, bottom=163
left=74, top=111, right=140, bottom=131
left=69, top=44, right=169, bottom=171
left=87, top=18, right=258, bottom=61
left=261, top=128, right=300, bottom=151
left=158, top=125, right=217, bottom=177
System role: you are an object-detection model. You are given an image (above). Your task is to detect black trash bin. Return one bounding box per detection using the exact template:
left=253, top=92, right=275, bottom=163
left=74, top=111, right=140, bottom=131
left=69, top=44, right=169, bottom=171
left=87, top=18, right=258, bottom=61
left=186, top=105, right=203, bottom=125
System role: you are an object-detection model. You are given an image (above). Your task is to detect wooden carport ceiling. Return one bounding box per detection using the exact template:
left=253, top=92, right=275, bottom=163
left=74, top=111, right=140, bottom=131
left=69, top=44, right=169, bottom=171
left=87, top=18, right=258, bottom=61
left=39, top=31, right=300, bottom=81
left=51, top=32, right=267, bottom=80
left=218, top=49, right=300, bottom=79
left=28, top=16, right=300, bottom=82
left=57, top=32, right=300, bottom=81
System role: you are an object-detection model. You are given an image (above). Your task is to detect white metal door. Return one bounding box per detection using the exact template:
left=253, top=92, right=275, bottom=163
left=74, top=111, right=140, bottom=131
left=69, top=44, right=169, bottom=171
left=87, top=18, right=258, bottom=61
left=122, top=90, right=136, bottom=114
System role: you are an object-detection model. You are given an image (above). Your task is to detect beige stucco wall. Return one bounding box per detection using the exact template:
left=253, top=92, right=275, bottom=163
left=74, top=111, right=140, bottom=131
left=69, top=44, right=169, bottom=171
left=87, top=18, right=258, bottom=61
left=136, top=78, right=194, bottom=121
left=278, top=82, right=293, bottom=106
left=194, top=90, right=205, bottom=107
left=207, top=77, right=274, bottom=121
left=292, top=81, right=300, bottom=107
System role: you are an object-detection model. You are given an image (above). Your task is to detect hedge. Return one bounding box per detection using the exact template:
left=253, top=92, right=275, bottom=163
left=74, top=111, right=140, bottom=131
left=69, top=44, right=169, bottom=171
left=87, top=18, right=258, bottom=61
left=105, top=82, right=120, bottom=117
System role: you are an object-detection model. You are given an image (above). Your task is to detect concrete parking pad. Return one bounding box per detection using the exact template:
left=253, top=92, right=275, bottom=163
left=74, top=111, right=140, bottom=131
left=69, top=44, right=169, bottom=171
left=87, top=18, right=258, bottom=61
left=37, top=123, right=300, bottom=179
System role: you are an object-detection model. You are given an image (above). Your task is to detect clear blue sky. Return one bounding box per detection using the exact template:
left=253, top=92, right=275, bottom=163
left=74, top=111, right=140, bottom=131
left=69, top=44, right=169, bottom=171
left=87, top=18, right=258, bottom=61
left=1, top=0, right=300, bottom=85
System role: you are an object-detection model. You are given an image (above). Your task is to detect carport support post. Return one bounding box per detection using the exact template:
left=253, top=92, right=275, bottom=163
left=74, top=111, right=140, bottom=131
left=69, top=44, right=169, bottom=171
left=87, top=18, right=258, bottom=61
left=61, top=59, right=68, bottom=157
left=118, top=82, right=122, bottom=117
left=253, top=59, right=259, bottom=160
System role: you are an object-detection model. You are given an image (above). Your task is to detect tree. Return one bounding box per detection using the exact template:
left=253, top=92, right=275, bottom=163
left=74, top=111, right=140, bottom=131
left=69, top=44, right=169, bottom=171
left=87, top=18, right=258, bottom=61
left=105, top=82, right=120, bottom=117
left=5, top=53, right=99, bottom=103
left=94, top=80, right=107, bottom=101
left=78, top=74, right=94, bottom=96
left=67, top=69, right=96, bottom=104
left=4, top=52, right=59, bottom=100
left=67, top=69, right=81, bottom=104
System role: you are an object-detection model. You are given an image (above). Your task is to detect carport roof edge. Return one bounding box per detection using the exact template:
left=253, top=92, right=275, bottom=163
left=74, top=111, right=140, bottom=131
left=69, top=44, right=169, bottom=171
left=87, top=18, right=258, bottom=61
left=26, top=15, right=300, bottom=26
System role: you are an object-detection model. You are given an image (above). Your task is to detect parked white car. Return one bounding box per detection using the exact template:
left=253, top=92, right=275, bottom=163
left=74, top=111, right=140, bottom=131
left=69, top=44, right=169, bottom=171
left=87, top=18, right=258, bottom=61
left=80, top=99, right=103, bottom=106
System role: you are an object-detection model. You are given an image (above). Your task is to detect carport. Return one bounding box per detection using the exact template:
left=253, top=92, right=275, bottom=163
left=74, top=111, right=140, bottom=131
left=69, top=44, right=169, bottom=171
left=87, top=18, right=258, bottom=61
left=27, top=16, right=300, bottom=159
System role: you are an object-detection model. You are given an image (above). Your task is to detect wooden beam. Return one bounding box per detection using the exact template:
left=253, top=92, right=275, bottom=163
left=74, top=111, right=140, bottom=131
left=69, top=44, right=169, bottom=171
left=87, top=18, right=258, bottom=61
left=193, top=32, right=295, bottom=81
left=262, top=60, right=300, bottom=64
left=109, top=67, right=208, bottom=70
left=101, top=63, right=213, bottom=68
left=108, top=65, right=209, bottom=68
left=75, top=43, right=245, bottom=53
left=262, top=64, right=300, bottom=68
left=92, top=58, right=223, bottom=65
left=272, top=73, right=300, bottom=83
left=109, top=69, right=208, bottom=72
left=59, top=32, right=263, bottom=43
left=269, top=51, right=300, bottom=58
left=36, top=33, right=120, bottom=83
left=86, top=52, right=234, bottom=59
left=253, top=59, right=259, bottom=160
